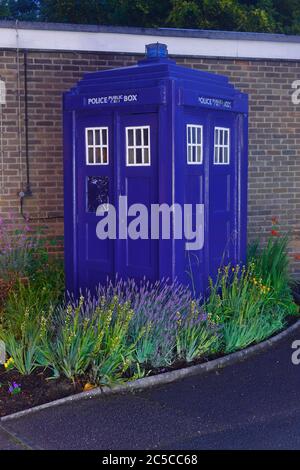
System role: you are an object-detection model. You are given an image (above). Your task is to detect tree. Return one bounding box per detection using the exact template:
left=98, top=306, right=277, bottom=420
left=273, top=0, right=300, bottom=34
left=168, top=0, right=276, bottom=32
left=0, top=0, right=299, bottom=35
left=0, top=0, right=39, bottom=21
left=40, top=0, right=105, bottom=24
left=0, top=0, right=9, bottom=18
left=8, top=0, right=39, bottom=21
left=167, top=1, right=203, bottom=29
left=106, top=0, right=172, bottom=28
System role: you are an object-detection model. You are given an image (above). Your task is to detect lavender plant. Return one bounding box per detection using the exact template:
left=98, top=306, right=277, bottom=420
left=95, top=277, right=200, bottom=368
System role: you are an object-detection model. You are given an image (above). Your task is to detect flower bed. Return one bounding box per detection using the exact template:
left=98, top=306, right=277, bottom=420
left=0, top=215, right=299, bottom=417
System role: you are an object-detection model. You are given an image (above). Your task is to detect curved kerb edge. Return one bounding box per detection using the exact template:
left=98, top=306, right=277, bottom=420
left=2, top=318, right=300, bottom=422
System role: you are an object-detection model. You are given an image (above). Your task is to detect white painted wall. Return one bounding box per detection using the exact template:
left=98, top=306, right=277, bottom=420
left=0, top=25, right=299, bottom=60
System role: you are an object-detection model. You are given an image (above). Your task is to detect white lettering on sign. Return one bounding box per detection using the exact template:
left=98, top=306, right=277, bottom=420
left=87, top=94, right=138, bottom=106
left=198, top=96, right=232, bottom=109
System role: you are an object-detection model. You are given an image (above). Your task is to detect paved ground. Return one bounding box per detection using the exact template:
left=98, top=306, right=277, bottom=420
left=1, top=325, right=300, bottom=450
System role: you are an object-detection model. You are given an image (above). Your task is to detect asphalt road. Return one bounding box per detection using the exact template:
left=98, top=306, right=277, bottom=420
left=1, top=324, right=300, bottom=450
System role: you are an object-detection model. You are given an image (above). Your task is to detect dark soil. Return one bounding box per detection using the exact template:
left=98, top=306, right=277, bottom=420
left=0, top=367, right=83, bottom=418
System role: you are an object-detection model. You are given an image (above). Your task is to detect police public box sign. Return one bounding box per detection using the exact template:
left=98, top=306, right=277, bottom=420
left=86, top=94, right=138, bottom=106
left=198, top=95, right=232, bottom=110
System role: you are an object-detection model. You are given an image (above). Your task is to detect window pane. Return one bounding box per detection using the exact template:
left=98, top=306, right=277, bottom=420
left=86, top=128, right=110, bottom=165
left=136, top=148, right=142, bottom=164
left=219, top=147, right=224, bottom=164
left=94, top=130, right=101, bottom=146
left=128, top=129, right=134, bottom=146
left=224, top=130, right=228, bottom=145
left=87, top=176, right=109, bottom=213
left=193, top=127, right=197, bottom=144
left=126, top=126, right=151, bottom=166
left=196, top=127, right=201, bottom=144
left=88, top=147, right=94, bottom=164
left=136, top=128, right=142, bottom=146
left=143, top=128, right=149, bottom=146
left=215, top=129, right=219, bottom=146
left=220, top=130, right=224, bottom=146
left=87, top=130, right=93, bottom=146
left=144, top=148, right=150, bottom=164
left=102, top=148, right=108, bottom=164
left=214, top=128, right=230, bottom=164
left=95, top=147, right=101, bottom=164
left=188, top=145, right=192, bottom=163
left=102, top=129, right=107, bottom=145
left=214, top=146, right=218, bottom=164
left=128, top=148, right=134, bottom=165
left=224, top=147, right=228, bottom=164
left=196, top=146, right=201, bottom=163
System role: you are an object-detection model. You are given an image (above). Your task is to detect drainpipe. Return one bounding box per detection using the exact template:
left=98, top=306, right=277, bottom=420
left=18, top=49, right=63, bottom=221
left=23, top=49, right=31, bottom=198
left=19, top=49, right=32, bottom=220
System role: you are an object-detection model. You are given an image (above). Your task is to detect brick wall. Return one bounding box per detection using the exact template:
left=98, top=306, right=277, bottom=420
left=0, top=49, right=300, bottom=274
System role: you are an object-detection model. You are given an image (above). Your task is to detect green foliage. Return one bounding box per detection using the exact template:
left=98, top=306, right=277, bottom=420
left=0, top=228, right=64, bottom=376
left=0, top=0, right=38, bottom=20
left=125, top=280, right=194, bottom=368
left=39, top=298, right=98, bottom=382
left=175, top=301, right=219, bottom=362
left=0, top=308, right=43, bottom=375
left=247, top=234, right=293, bottom=299
left=89, top=298, right=139, bottom=385
left=39, top=0, right=105, bottom=24
left=39, top=296, right=139, bottom=385
left=0, top=0, right=299, bottom=35
left=223, top=307, right=285, bottom=352
left=205, top=263, right=287, bottom=353
left=0, top=0, right=9, bottom=17
left=2, top=259, right=64, bottom=337
left=0, top=213, right=297, bottom=386
left=204, top=230, right=298, bottom=353
left=0, top=214, right=63, bottom=285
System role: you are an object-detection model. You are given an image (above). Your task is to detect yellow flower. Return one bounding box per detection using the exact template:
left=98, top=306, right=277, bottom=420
left=4, top=357, right=14, bottom=370
left=83, top=383, right=96, bottom=392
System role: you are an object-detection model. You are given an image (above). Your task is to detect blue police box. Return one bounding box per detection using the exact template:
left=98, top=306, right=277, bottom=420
left=63, top=43, right=248, bottom=296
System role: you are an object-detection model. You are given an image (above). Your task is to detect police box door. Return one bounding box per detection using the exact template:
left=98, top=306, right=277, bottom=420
left=77, top=113, right=114, bottom=291
left=117, top=113, right=159, bottom=281
left=209, top=112, right=237, bottom=277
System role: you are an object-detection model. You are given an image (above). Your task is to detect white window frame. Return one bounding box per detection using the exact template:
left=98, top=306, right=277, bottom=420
left=186, top=124, right=203, bottom=165
left=126, top=126, right=151, bottom=166
left=85, top=127, right=109, bottom=165
left=214, top=127, right=230, bottom=165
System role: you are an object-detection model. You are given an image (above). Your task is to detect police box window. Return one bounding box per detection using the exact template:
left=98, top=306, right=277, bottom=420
left=126, top=126, right=151, bottom=166
left=86, top=127, right=109, bottom=165
left=187, top=125, right=203, bottom=164
left=214, top=127, right=230, bottom=165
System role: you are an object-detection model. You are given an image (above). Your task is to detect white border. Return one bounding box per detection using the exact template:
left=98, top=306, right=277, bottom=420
left=126, top=126, right=151, bottom=167
left=85, top=127, right=109, bottom=165
left=214, top=127, right=230, bottom=165
left=1, top=25, right=300, bottom=60
left=186, top=124, right=203, bottom=165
